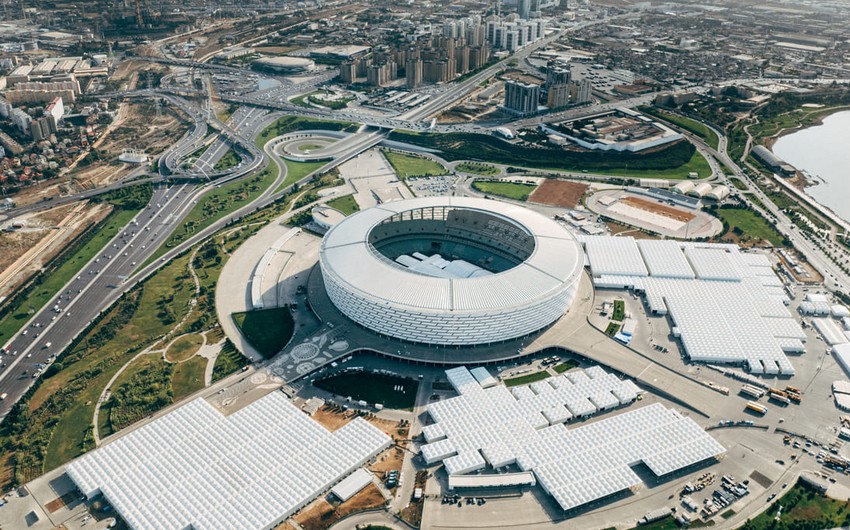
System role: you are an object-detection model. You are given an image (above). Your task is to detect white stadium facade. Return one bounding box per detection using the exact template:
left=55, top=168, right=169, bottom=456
left=318, top=197, right=585, bottom=346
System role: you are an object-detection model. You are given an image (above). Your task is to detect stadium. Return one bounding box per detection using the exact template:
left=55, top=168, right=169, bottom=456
left=318, top=197, right=585, bottom=346
left=251, top=56, right=316, bottom=75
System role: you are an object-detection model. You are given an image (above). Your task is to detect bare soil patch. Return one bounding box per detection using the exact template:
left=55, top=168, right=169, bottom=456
left=529, top=179, right=588, bottom=208
left=311, top=406, right=355, bottom=432
left=293, top=483, right=387, bottom=530
left=621, top=196, right=696, bottom=222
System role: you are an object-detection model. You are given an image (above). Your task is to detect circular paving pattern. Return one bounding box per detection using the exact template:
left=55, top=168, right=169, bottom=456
left=290, top=343, right=320, bottom=361
left=329, top=340, right=349, bottom=352
left=296, top=362, right=315, bottom=375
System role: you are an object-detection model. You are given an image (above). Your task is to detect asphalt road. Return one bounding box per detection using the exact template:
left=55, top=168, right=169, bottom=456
left=0, top=182, right=201, bottom=415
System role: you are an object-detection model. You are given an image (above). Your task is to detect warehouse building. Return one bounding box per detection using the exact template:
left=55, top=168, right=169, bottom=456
left=421, top=367, right=725, bottom=512
left=66, top=392, right=391, bottom=530
left=582, top=236, right=804, bottom=375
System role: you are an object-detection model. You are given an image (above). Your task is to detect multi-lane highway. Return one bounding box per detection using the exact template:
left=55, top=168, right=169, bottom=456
left=0, top=183, right=201, bottom=414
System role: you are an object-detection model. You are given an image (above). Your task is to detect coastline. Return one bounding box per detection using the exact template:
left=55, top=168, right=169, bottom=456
left=760, top=105, right=850, bottom=150
left=769, top=108, right=850, bottom=226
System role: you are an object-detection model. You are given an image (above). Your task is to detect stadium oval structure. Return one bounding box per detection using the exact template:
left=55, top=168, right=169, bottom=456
left=319, top=197, right=584, bottom=346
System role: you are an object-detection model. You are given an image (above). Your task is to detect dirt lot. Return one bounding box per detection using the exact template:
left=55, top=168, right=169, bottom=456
left=292, top=483, right=387, bottom=530
left=311, top=406, right=355, bottom=432
left=621, top=196, right=696, bottom=222
left=529, top=179, right=588, bottom=208
left=0, top=201, right=110, bottom=299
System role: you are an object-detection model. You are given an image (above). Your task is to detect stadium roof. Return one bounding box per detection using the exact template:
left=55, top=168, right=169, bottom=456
left=66, top=392, right=391, bottom=530
left=320, top=197, right=583, bottom=313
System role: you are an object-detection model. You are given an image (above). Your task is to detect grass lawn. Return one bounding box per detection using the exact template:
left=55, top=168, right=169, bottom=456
left=383, top=151, right=447, bottom=179
left=171, top=356, right=208, bottom=400
left=212, top=340, right=249, bottom=382
left=326, top=194, right=360, bottom=215
left=213, top=148, right=240, bottom=171
left=605, top=322, right=621, bottom=336
left=255, top=116, right=358, bottom=149
left=292, top=90, right=352, bottom=110
left=314, top=372, right=419, bottom=409
left=165, top=333, right=205, bottom=362
left=298, top=143, right=325, bottom=152
left=612, top=300, right=625, bottom=321
left=553, top=360, right=579, bottom=374
left=0, top=207, right=139, bottom=344
left=715, top=207, right=785, bottom=246
left=471, top=180, right=537, bottom=201
left=231, top=307, right=294, bottom=359
left=145, top=167, right=278, bottom=265
left=503, top=371, right=550, bottom=387
left=739, top=481, right=850, bottom=530
left=274, top=160, right=328, bottom=194
left=456, top=162, right=500, bottom=175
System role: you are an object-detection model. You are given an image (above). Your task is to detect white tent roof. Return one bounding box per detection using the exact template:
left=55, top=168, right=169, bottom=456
left=66, top=392, right=391, bottom=530
left=420, top=367, right=724, bottom=513
left=582, top=237, right=802, bottom=375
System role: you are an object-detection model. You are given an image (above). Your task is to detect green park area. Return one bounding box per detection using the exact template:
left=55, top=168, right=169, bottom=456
left=232, top=307, right=294, bottom=359
left=456, top=162, right=500, bottom=175
left=639, top=106, right=720, bottom=150
left=255, top=116, right=357, bottom=149
left=172, top=356, right=208, bottom=400
left=212, top=339, right=249, bottom=383
left=314, top=372, right=419, bottom=409
left=213, top=148, right=240, bottom=171
left=503, top=371, right=551, bottom=387
left=165, top=333, right=205, bottom=362
left=327, top=194, right=360, bottom=215
left=389, top=130, right=710, bottom=179
left=275, top=159, right=328, bottom=194
left=383, top=151, right=448, bottom=179
left=715, top=206, right=786, bottom=247
left=292, top=90, right=353, bottom=110
left=0, top=184, right=151, bottom=345
left=471, top=180, right=537, bottom=201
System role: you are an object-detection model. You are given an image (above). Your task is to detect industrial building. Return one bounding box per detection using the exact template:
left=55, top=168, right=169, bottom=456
left=421, top=367, right=725, bottom=512
left=66, top=392, right=391, bottom=530
left=583, top=236, right=804, bottom=374
left=551, top=109, right=683, bottom=152
left=751, top=145, right=796, bottom=176
left=318, top=197, right=584, bottom=346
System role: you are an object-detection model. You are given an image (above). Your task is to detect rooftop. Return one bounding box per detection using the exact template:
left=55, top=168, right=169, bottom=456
left=66, top=392, right=391, bottom=530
